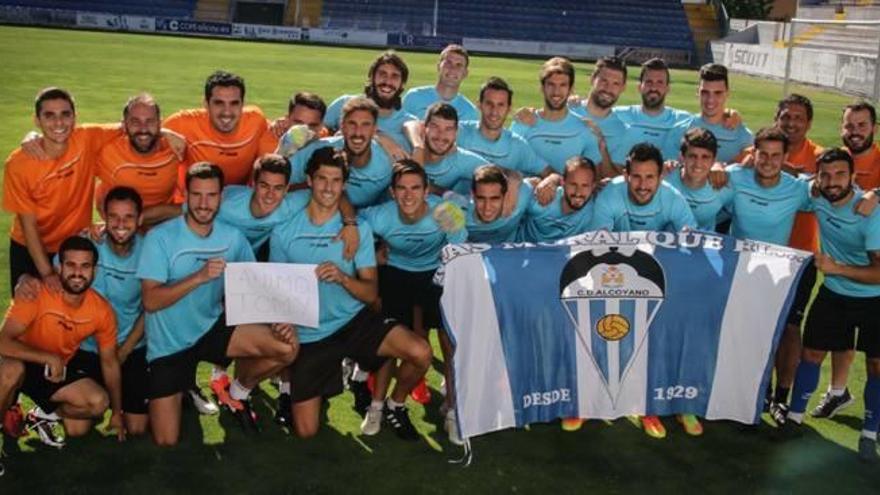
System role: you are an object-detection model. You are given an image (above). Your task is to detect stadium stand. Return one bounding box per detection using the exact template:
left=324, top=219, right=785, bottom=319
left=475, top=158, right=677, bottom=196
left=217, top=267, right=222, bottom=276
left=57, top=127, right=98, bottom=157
left=194, top=0, right=230, bottom=22
left=320, top=0, right=696, bottom=52
left=0, top=0, right=197, bottom=18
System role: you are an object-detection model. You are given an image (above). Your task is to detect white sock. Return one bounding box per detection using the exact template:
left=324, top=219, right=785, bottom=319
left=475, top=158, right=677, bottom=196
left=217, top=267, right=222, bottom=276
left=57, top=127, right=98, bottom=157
left=211, top=366, right=228, bottom=381
left=788, top=411, right=804, bottom=424
left=829, top=387, right=846, bottom=397
left=370, top=399, right=384, bottom=411
left=229, top=379, right=252, bottom=401
left=386, top=398, right=405, bottom=410
left=352, top=367, right=368, bottom=382
left=862, top=429, right=878, bottom=441
left=279, top=381, right=291, bottom=395
left=37, top=406, right=60, bottom=422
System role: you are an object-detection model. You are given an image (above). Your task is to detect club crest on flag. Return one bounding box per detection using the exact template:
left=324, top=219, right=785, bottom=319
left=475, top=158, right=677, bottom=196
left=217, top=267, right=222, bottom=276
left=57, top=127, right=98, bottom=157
left=559, top=247, right=666, bottom=406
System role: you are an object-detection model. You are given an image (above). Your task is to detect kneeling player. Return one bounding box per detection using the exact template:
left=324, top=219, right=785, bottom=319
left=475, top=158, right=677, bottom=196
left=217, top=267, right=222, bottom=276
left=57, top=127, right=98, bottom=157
left=784, top=149, right=880, bottom=462
left=0, top=236, right=124, bottom=442
left=139, top=163, right=298, bottom=446
left=269, top=147, right=432, bottom=440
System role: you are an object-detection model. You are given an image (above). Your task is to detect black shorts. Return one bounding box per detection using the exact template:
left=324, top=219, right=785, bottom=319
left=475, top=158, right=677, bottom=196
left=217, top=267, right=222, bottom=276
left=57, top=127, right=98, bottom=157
left=803, top=286, right=880, bottom=358
left=787, top=262, right=817, bottom=326
left=18, top=358, right=92, bottom=414
left=254, top=239, right=270, bottom=263
left=68, top=348, right=150, bottom=414
left=290, top=309, right=396, bottom=403
left=379, top=265, right=442, bottom=330
left=147, top=316, right=234, bottom=399
left=9, top=239, right=53, bottom=293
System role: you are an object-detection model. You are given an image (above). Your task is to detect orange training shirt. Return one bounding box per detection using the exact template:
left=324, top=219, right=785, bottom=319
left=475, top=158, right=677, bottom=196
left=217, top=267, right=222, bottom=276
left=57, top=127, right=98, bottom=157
left=95, top=134, right=182, bottom=210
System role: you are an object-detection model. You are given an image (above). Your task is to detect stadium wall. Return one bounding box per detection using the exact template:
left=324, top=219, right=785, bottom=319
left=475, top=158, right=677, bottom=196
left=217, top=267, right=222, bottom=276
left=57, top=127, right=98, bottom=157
left=0, top=4, right=685, bottom=63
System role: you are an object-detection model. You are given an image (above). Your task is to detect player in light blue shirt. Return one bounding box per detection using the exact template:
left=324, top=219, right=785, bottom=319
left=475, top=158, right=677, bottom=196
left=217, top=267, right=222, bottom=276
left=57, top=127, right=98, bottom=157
left=664, top=128, right=735, bottom=231
left=402, top=44, right=478, bottom=122
left=466, top=165, right=533, bottom=243
left=290, top=97, right=394, bottom=208
left=138, top=163, right=298, bottom=445
left=520, top=156, right=598, bottom=242
left=457, top=77, right=547, bottom=177
left=268, top=147, right=431, bottom=440
left=784, top=148, right=880, bottom=461
left=509, top=57, right=602, bottom=174
left=662, top=64, right=752, bottom=163
left=323, top=51, right=417, bottom=150
left=590, top=143, right=696, bottom=233
left=613, top=58, right=693, bottom=148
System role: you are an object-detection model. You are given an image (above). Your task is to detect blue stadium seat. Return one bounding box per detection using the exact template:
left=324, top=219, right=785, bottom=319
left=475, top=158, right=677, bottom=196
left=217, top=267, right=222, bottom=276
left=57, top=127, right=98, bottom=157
left=0, top=0, right=197, bottom=18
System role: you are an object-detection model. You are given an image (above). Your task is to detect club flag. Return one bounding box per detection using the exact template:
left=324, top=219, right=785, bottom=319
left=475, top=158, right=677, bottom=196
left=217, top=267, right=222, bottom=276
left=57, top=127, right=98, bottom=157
left=438, top=230, right=811, bottom=440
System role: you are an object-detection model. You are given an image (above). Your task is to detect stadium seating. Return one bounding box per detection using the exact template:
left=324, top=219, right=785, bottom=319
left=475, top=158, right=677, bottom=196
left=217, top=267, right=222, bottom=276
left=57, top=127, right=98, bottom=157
left=320, top=0, right=695, bottom=52
left=0, top=0, right=197, bottom=19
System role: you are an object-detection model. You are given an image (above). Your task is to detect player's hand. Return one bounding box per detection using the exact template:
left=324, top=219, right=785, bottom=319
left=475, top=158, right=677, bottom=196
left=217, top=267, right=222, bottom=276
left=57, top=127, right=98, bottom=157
left=582, top=119, right=607, bottom=155
left=161, top=129, right=187, bottom=162
left=513, top=107, right=537, bottom=127
left=663, top=159, right=679, bottom=177
left=315, top=262, right=347, bottom=285
left=116, top=344, right=133, bottom=365
left=86, top=222, right=107, bottom=243
left=270, top=116, right=292, bottom=139
left=814, top=252, right=841, bottom=275
left=411, top=146, right=426, bottom=166
left=14, top=274, right=42, bottom=301
left=781, top=161, right=804, bottom=177
left=42, top=272, right=63, bottom=294
left=271, top=323, right=298, bottom=346
left=45, top=355, right=65, bottom=383
left=708, top=162, right=729, bottom=190
left=107, top=410, right=127, bottom=442
left=722, top=108, right=742, bottom=130
left=740, top=152, right=755, bottom=168
left=855, top=188, right=879, bottom=216
left=21, top=131, right=49, bottom=160
left=375, top=133, right=408, bottom=162
left=567, top=94, right=583, bottom=106
left=335, top=224, right=360, bottom=261
left=197, top=258, right=226, bottom=284
left=534, top=174, right=560, bottom=206
left=375, top=243, right=389, bottom=266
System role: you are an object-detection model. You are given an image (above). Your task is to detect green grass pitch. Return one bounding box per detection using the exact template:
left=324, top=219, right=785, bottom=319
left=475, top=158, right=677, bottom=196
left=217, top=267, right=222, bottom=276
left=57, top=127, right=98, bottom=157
left=0, top=25, right=876, bottom=493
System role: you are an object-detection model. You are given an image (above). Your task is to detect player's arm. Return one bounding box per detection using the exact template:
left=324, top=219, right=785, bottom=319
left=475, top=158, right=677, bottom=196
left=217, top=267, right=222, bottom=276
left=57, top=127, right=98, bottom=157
left=315, top=264, right=378, bottom=305
left=815, top=250, right=880, bottom=285
left=374, top=134, right=408, bottom=162
left=117, top=313, right=144, bottom=364
left=337, top=195, right=360, bottom=261
left=0, top=316, right=65, bottom=381
left=18, top=213, right=61, bottom=292
left=403, top=120, right=426, bottom=165
left=141, top=258, right=224, bottom=312
left=97, top=340, right=125, bottom=440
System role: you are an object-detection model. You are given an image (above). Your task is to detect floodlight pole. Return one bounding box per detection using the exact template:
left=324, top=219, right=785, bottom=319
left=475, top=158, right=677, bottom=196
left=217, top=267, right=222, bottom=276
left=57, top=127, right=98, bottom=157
left=433, top=0, right=439, bottom=37
left=783, top=20, right=795, bottom=97
left=874, top=34, right=880, bottom=103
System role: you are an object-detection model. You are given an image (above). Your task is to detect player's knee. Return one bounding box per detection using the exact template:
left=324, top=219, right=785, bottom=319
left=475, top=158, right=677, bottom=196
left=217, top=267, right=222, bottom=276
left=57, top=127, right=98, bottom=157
left=153, top=432, right=179, bottom=447
left=409, top=338, right=432, bottom=369
left=293, top=419, right=318, bottom=439
left=282, top=341, right=299, bottom=365
left=801, top=348, right=825, bottom=364
left=0, top=360, right=25, bottom=389
left=85, top=390, right=110, bottom=416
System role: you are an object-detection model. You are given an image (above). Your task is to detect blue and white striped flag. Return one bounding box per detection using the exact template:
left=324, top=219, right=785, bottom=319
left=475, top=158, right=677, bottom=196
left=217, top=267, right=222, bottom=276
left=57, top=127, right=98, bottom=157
left=438, top=231, right=810, bottom=440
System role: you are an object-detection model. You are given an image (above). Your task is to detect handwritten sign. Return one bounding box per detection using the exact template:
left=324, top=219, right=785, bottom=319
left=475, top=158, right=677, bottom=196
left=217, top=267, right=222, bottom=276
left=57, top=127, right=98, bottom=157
left=224, top=263, right=319, bottom=327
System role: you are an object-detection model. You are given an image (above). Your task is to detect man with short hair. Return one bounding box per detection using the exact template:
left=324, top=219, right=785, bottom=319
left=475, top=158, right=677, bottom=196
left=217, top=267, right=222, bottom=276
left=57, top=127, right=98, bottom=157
left=0, top=236, right=124, bottom=442
left=163, top=70, right=278, bottom=188
left=412, top=103, right=489, bottom=194
left=782, top=148, right=880, bottom=462
left=358, top=160, right=466, bottom=443
left=510, top=57, right=602, bottom=175
left=269, top=147, right=432, bottom=440
left=663, top=63, right=752, bottom=164
left=138, top=163, right=298, bottom=445
left=96, top=93, right=185, bottom=227
left=287, top=91, right=329, bottom=137
left=614, top=58, right=692, bottom=148
left=519, top=156, right=598, bottom=242
left=402, top=44, right=478, bottom=122
left=324, top=51, right=417, bottom=149
left=466, top=165, right=533, bottom=243
left=3, top=87, right=120, bottom=292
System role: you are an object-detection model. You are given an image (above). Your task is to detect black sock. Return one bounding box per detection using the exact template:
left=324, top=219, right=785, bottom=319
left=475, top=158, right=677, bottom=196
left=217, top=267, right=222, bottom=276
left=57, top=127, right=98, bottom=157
left=774, top=386, right=790, bottom=404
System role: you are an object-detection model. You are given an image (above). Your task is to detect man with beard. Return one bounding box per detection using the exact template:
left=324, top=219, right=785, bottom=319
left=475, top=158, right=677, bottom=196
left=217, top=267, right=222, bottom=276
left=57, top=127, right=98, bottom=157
left=357, top=160, right=466, bottom=443
left=663, top=64, right=752, bottom=164
left=290, top=97, right=394, bottom=208
left=138, top=163, right=298, bottom=445
left=324, top=51, right=416, bottom=149
left=510, top=57, right=602, bottom=175
left=0, top=236, right=124, bottom=442
left=411, top=103, right=489, bottom=194
left=782, top=148, right=880, bottom=463
left=456, top=77, right=547, bottom=178
left=164, top=71, right=278, bottom=188
left=614, top=58, right=693, bottom=148
left=269, top=148, right=431, bottom=440
left=664, top=128, right=734, bottom=232
left=96, top=94, right=185, bottom=227
left=843, top=102, right=880, bottom=191
left=466, top=165, right=533, bottom=243
left=403, top=44, right=479, bottom=123
left=519, top=156, right=599, bottom=242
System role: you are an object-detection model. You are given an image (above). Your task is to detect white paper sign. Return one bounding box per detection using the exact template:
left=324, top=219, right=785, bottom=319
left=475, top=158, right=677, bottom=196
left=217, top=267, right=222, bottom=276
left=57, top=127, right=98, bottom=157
left=224, top=263, right=319, bottom=327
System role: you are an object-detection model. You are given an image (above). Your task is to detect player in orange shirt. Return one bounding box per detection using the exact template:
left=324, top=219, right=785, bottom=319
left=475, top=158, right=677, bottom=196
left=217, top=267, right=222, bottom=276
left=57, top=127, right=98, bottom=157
left=163, top=70, right=278, bottom=193
left=2, top=87, right=120, bottom=293
left=96, top=93, right=185, bottom=227
left=0, top=236, right=124, bottom=441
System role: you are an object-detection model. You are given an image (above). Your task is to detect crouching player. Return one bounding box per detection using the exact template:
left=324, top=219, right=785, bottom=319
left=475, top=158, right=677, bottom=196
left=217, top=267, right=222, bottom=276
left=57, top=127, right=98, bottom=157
left=0, top=236, right=124, bottom=443
left=269, top=147, right=432, bottom=440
